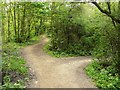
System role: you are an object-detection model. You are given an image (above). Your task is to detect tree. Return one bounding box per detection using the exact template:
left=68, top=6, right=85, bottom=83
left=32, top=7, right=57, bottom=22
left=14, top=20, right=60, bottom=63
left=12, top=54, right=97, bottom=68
left=92, top=2, right=120, bottom=23
left=92, top=2, right=120, bottom=72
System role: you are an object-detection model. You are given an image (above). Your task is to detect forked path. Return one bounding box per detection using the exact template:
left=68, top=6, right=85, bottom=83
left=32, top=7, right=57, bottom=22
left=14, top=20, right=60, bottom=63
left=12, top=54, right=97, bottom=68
left=21, top=35, right=97, bottom=88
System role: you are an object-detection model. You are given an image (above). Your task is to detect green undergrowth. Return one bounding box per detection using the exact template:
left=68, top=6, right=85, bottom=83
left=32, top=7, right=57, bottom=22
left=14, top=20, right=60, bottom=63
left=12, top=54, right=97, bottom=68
left=2, top=36, right=40, bottom=89
left=18, top=36, right=40, bottom=47
left=44, top=43, right=91, bottom=58
left=85, top=60, right=120, bottom=89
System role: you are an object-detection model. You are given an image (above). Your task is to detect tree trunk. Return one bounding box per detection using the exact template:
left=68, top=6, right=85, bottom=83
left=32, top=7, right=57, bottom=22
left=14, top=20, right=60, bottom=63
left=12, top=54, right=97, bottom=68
left=14, top=2, right=17, bottom=38
left=1, top=3, right=5, bottom=42
left=7, top=10, right=10, bottom=42
left=17, top=3, right=20, bottom=42
left=20, top=3, right=26, bottom=42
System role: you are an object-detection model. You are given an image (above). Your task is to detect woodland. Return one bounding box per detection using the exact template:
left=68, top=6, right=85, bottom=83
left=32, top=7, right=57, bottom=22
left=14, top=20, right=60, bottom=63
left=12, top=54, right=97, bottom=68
left=1, top=1, right=120, bottom=89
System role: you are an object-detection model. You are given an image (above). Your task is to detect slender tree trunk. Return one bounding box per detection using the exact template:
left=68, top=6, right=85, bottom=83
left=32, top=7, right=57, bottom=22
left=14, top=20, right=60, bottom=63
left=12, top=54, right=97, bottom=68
left=14, top=2, right=17, bottom=38
left=36, top=17, right=43, bottom=35
left=1, top=3, right=5, bottom=42
left=27, top=17, right=31, bottom=39
left=51, top=2, right=56, bottom=50
left=7, top=10, right=10, bottom=42
left=17, top=3, right=20, bottom=42
left=20, top=3, right=26, bottom=42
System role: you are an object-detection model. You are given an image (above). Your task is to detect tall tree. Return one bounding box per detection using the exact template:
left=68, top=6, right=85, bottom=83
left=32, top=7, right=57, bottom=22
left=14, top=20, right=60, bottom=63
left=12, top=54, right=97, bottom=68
left=13, top=2, right=17, bottom=38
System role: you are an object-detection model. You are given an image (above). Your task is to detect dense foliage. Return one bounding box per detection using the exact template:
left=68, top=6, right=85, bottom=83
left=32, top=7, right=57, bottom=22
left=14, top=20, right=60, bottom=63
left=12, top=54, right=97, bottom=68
left=2, top=36, right=40, bottom=88
left=2, top=42, right=28, bottom=88
left=46, top=3, right=96, bottom=57
left=86, top=2, right=120, bottom=89
left=1, top=1, right=120, bottom=89
left=86, top=60, right=120, bottom=89
left=1, top=2, right=49, bottom=43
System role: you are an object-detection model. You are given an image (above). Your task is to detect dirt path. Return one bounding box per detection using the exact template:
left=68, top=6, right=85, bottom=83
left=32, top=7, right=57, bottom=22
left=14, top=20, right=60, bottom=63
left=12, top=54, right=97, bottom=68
left=21, top=35, right=97, bottom=88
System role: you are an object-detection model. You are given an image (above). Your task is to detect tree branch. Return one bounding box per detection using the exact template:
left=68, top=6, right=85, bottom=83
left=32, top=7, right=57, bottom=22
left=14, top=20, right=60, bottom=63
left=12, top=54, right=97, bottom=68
left=106, top=2, right=117, bottom=28
left=92, top=2, right=120, bottom=23
left=106, top=2, right=111, bottom=13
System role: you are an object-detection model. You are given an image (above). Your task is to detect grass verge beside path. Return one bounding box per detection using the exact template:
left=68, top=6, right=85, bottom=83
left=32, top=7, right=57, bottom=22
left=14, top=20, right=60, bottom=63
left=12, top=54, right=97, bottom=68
left=85, top=60, right=120, bottom=89
left=2, top=36, right=40, bottom=89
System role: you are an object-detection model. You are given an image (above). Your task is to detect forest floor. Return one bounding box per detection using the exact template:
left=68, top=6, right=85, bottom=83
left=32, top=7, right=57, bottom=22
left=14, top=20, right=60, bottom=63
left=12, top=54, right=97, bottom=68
left=20, top=35, right=97, bottom=88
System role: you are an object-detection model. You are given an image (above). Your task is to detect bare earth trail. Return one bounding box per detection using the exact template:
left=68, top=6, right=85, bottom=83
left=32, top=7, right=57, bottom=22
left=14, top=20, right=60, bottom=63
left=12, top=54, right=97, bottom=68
left=21, top=35, right=97, bottom=88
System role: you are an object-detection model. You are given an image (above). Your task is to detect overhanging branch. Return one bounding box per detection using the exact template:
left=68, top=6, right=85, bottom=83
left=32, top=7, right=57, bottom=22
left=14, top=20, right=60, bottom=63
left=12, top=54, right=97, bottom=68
left=92, top=2, right=120, bottom=23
